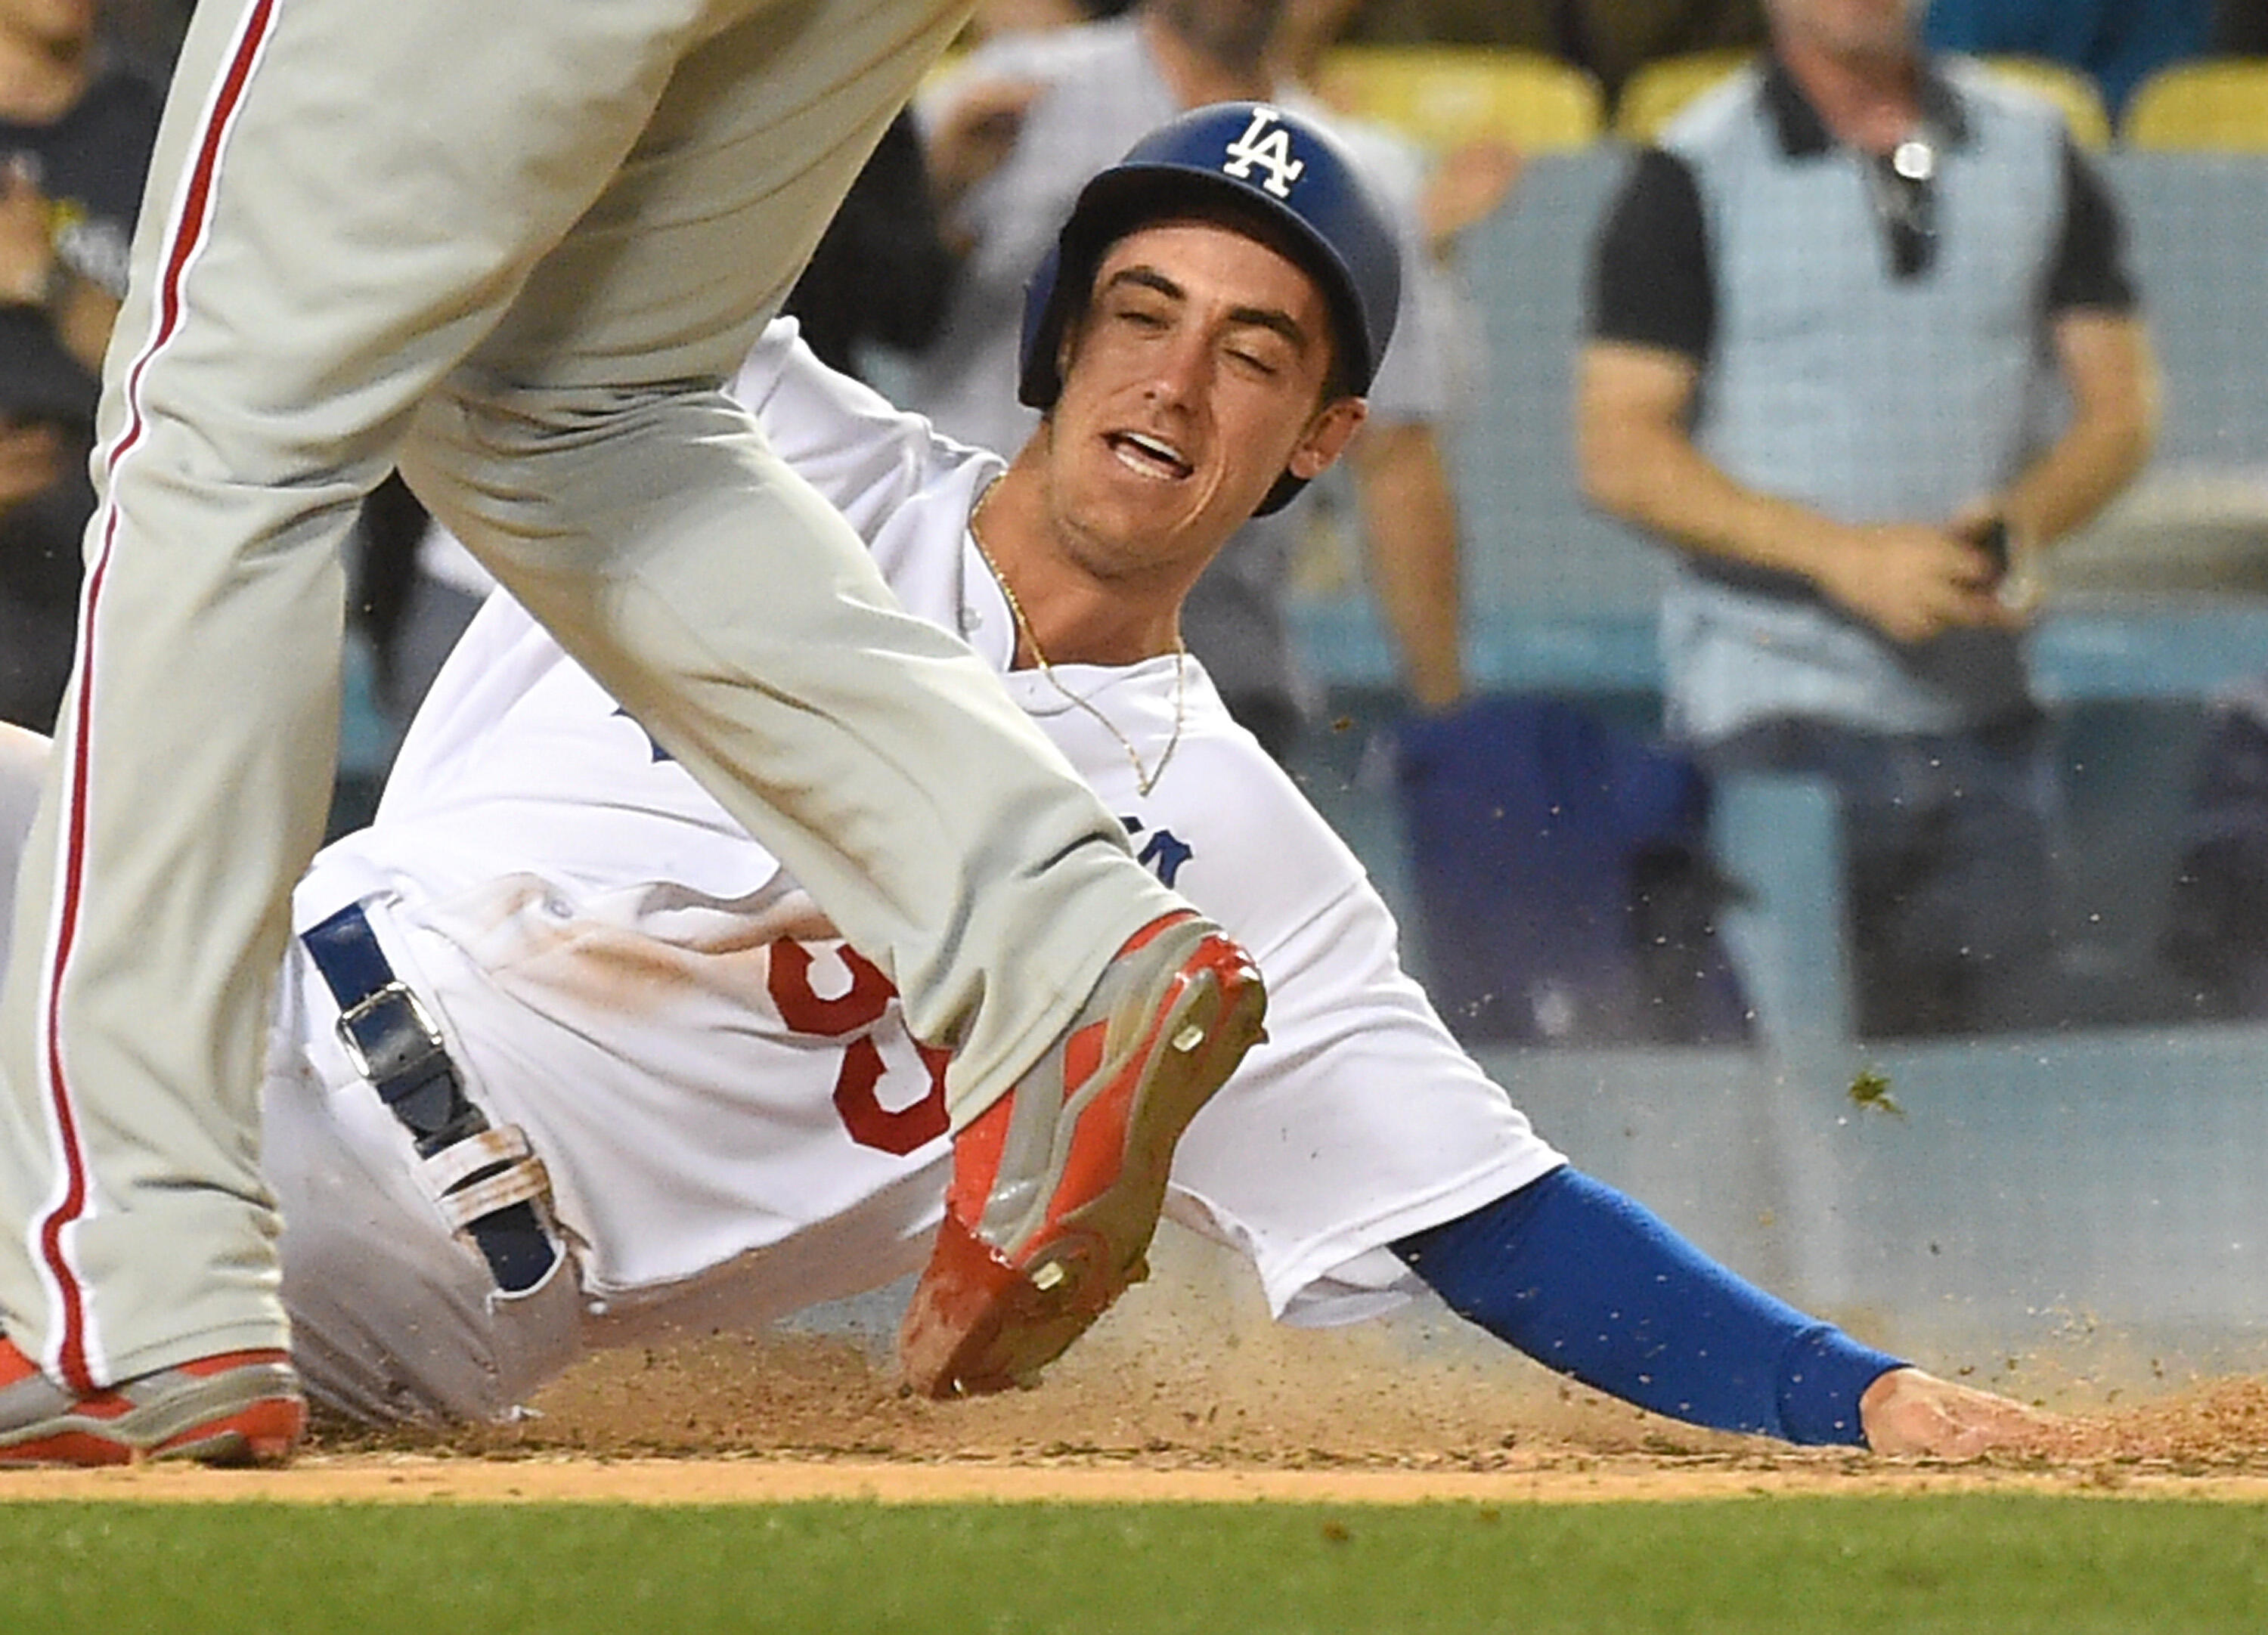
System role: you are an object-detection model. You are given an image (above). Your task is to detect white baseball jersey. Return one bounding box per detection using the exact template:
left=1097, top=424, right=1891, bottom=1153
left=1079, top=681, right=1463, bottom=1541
left=270, top=323, right=1560, bottom=1422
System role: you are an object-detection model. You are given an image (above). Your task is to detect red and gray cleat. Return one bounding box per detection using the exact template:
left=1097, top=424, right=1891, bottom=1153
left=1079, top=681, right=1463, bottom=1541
left=0, top=1334, right=304, bottom=1467
left=900, top=909, right=1266, bottom=1397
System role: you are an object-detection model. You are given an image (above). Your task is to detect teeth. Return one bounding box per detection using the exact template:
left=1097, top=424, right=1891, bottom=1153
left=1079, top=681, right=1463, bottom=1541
left=1122, top=432, right=1185, bottom=468
left=1172, top=1023, right=1206, bottom=1052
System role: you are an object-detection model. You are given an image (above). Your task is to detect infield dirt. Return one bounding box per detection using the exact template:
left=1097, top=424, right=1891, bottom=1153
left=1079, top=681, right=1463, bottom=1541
left=5, top=1226, right=2268, bottom=1504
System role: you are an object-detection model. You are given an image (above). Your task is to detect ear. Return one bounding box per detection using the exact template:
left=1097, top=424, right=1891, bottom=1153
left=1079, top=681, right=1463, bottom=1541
left=1055, top=302, right=1087, bottom=388
left=1285, top=396, right=1368, bottom=482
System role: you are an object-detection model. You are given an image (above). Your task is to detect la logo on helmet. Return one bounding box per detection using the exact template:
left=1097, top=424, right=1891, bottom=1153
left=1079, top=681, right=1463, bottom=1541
left=1220, top=106, right=1305, bottom=199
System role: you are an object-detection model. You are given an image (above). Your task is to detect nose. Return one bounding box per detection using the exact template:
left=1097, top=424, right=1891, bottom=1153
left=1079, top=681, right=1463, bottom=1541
left=1142, top=325, right=1212, bottom=408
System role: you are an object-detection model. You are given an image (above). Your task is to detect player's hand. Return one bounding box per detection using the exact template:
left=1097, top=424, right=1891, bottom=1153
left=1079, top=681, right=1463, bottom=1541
left=1812, top=520, right=2028, bottom=645
left=1858, top=1366, right=2066, bottom=1459
left=0, top=420, right=64, bottom=509
left=926, top=77, right=1043, bottom=211
left=0, top=159, right=57, bottom=309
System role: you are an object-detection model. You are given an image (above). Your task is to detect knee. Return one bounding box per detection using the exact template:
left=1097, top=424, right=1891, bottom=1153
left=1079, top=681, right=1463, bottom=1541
left=412, top=373, right=733, bottom=460
left=398, top=377, right=751, bottom=547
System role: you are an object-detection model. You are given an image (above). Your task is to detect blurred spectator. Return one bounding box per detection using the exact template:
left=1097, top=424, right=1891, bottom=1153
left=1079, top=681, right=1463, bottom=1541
left=909, top=0, right=1476, bottom=757
left=0, top=0, right=160, bottom=732
left=1335, top=0, right=1769, bottom=109
left=1923, top=0, right=2213, bottom=119
left=1577, top=0, right=2159, bottom=1036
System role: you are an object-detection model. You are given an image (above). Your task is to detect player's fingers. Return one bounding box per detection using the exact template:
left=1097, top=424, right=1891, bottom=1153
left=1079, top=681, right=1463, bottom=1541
left=1861, top=1368, right=2065, bottom=1459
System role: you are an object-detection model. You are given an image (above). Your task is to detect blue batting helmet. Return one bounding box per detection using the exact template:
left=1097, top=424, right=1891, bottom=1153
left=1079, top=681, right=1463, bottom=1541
left=1016, top=101, right=1404, bottom=517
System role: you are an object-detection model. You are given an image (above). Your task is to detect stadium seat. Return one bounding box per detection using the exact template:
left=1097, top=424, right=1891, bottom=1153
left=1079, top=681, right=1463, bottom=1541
left=1615, top=50, right=2111, bottom=147
left=1317, top=45, right=1605, bottom=154
left=1978, top=56, right=2112, bottom=150
left=1613, top=49, right=1754, bottom=142
left=2124, top=60, right=2268, bottom=150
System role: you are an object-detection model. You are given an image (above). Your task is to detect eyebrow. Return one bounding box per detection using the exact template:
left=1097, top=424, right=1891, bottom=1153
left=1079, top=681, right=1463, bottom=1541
left=1102, top=265, right=1311, bottom=352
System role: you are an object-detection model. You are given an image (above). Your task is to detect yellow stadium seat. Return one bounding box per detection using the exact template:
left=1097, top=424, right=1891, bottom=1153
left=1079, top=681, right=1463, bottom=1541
left=1615, top=51, right=2111, bottom=148
left=1978, top=56, right=2112, bottom=150
left=2124, top=60, right=2268, bottom=150
left=1613, top=49, right=1755, bottom=143
left=1316, top=46, right=1605, bottom=155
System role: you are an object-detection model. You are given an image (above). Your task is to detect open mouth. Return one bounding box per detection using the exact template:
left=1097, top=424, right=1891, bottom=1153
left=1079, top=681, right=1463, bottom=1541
left=1107, top=430, right=1193, bottom=482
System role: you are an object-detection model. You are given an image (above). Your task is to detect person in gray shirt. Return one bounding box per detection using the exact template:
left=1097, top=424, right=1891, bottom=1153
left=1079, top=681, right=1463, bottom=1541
left=1577, top=0, right=2158, bottom=1036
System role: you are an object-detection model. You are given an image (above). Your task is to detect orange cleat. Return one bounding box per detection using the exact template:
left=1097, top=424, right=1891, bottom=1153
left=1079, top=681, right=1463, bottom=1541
left=900, top=910, right=1266, bottom=1397
left=0, top=1334, right=303, bottom=1467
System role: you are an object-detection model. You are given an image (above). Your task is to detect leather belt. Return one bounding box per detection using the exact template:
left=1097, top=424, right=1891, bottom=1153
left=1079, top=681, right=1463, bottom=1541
left=301, top=902, right=561, bottom=1294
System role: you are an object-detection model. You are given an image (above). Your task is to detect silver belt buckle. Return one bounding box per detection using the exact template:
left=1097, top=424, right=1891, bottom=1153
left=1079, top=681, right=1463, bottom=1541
left=333, top=980, right=445, bottom=1084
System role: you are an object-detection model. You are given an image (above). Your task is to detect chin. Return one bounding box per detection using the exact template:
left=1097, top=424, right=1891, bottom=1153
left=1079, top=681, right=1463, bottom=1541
left=1057, top=496, right=1157, bottom=562
left=1068, top=476, right=1179, bottom=534
left=1061, top=466, right=1263, bottom=559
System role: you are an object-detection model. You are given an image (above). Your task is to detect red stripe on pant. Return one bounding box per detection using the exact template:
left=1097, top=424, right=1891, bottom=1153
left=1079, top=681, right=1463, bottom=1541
left=34, top=0, right=280, bottom=1396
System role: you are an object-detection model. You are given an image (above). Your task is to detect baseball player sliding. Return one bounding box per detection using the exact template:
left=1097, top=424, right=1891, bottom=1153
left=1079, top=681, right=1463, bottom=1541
left=0, top=103, right=2045, bottom=1459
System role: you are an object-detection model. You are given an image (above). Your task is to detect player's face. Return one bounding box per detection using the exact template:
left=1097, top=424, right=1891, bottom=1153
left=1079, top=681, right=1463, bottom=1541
left=1769, top=0, right=1922, bottom=60
left=1044, top=219, right=1365, bottom=581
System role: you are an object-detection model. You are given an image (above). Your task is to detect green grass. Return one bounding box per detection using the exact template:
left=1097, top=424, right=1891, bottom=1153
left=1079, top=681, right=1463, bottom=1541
left=3, top=1496, right=2266, bottom=1633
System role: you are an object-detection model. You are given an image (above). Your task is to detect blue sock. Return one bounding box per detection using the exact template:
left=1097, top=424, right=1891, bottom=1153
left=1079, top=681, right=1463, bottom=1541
left=1393, top=1167, right=1904, bottom=1446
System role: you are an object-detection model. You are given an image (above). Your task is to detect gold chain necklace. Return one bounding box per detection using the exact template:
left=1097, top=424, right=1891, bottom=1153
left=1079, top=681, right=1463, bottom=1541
left=968, top=482, right=1188, bottom=797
